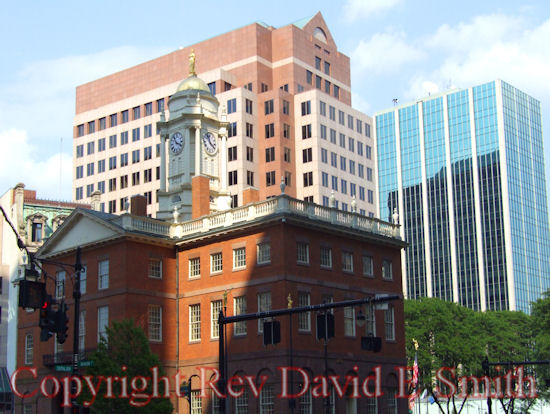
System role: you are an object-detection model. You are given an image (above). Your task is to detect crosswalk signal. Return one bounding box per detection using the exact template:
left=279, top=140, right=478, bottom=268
left=263, top=320, right=281, bottom=345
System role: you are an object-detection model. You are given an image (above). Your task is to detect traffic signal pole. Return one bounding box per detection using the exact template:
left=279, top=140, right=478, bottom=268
left=72, top=247, right=82, bottom=413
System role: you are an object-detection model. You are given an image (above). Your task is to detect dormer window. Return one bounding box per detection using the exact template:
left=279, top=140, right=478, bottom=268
left=26, top=213, right=47, bottom=245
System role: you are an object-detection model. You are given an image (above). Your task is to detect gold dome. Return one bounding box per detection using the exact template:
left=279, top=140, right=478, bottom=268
left=176, top=75, right=210, bottom=93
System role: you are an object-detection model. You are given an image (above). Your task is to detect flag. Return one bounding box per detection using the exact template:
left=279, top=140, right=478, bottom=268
left=408, top=351, right=419, bottom=411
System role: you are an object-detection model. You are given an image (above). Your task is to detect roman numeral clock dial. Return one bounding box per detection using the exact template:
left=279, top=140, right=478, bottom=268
left=202, top=132, right=218, bottom=155
left=170, top=132, right=184, bottom=154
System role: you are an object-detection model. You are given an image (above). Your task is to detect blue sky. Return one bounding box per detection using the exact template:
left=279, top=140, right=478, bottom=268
left=1, top=0, right=549, bottom=203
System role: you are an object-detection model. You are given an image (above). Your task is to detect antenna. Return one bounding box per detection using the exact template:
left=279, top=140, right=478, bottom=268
left=59, top=137, right=62, bottom=205
left=392, top=98, right=399, bottom=106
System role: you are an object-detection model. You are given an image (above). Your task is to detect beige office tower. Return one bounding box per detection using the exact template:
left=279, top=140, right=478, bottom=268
left=72, top=12, right=377, bottom=217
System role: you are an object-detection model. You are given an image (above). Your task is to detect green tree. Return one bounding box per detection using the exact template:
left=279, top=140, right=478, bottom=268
left=79, top=319, right=174, bottom=413
left=531, top=290, right=550, bottom=402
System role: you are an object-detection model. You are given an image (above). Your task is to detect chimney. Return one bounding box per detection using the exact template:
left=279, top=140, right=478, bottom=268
left=191, top=175, right=210, bottom=218
left=130, top=194, right=147, bottom=217
left=242, top=187, right=259, bottom=205
left=14, top=183, right=25, bottom=231
left=90, top=191, right=102, bottom=211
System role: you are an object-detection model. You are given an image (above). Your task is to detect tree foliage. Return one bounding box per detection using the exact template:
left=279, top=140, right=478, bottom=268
left=79, top=319, right=174, bottom=413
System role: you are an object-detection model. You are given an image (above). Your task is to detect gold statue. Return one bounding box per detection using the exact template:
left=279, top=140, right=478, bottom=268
left=412, top=338, right=419, bottom=351
left=287, top=294, right=293, bottom=309
left=189, top=49, right=196, bottom=76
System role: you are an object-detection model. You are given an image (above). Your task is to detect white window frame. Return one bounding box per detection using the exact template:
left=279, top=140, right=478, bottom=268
left=233, top=247, right=246, bottom=270
left=344, top=306, right=355, bottom=337
left=363, top=255, right=374, bottom=277
left=211, top=300, right=223, bottom=339
left=257, top=292, right=272, bottom=333
left=342, top=251, right=354, bottom=272
left=234, top=296, right=247, bottom=336
left=210, top=252, right=223, bottom=274
left=366, top=304, right=376, bottom=336
left=189, top=304, right=201, bottom=342
left=296, top=242, right=310, bottom=265
left=189, top=257, right=201, bottom=279
left=320, top=246, right=332, bottom=269
left=98, top=259, right=109, bottom=290
left=79, top=311, right=86, bottom=352
left=298, top=292, right=311, bottom=332
left=149, top=258, right=162, bottom=279
left=97, top=306, right=109, bottom=343
left=234, top=388, right=248, bottom=413
left=259, top=384, right=274, bottom=414
left=385, top=305, right=395, bottom=341
left=299, top=387, right=312, bottom=414
left=148, top=305, right=162, bottom=342
left=190, top=390, right=202, bottom=414
left=257, top=243, right=271, bottom=265
left=382, top=259, right=393, bottom=280
left=24, top=334, right=33, bottom=365
left=80, top=265, right=87, bottom=295
left=55, top=270, right=65, bottom=299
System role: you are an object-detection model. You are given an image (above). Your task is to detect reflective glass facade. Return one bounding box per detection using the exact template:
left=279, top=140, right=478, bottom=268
left=375, top=80, right=550, bottom=312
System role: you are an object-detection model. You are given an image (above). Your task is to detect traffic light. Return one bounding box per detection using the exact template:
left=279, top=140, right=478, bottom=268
left=39, top=295, right=56, bottom=342
left=316, top=313, right=335, bottom=341
left=263, top=320, right=281, bottom=345
left=56, top=302, right=69, bottom=344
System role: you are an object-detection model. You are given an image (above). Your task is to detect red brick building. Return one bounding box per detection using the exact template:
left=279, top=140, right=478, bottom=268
left=15, top=192, right=406, bottom=413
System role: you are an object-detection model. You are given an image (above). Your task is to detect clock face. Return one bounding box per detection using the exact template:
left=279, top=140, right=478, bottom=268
left=202, top=132, right=218, bottom=155
left=170, top=132, right=184, bottom=154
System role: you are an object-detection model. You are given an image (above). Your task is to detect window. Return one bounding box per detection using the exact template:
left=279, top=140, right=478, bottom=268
left=234, top=296, right=247, bottom=335
left=191, top=390, right=202, bottom=414
left=320, top=124, right=327, bottom=140
left=97, top=181, right=105, bottom=194
left=357, top=141, right=363, bottom=156
left=24, top=334, right=33, bottom=365
left=334, top=85, right=340, bottom=99
left=284, top=147, right=291, bottom=162
left=339, top=133, right=346, bottom=148
left=132, top=106, right=141, bottom=120
left=325, top=80, right=331, bottom=94
left=235, top=388, right=249, bottom=413
left=228, top=98, right=237, bottom=114
left=189, top=257, right=200, bottom=279
left=302, top=124, right=312, bottom=139
left=385, top=306, right=395, bottom=340
left=119, top=175, right=128, bottom=190
left=358, top=164, right=364, bottom=178
left=120, top=153, right=128, bottom=167
left=88, top=121, right=95, bottom=134
left=132, top=172, right=140, bottom=186
left=228, top=170, right=238, bottom=186
left=306, top=70, right=312, bottom=84
left=148, top=305, right=162, bottom=342
left=189, top=304, right=201, bottom=341
left=228, top=146, right=237, bottom=162
left=149, top=258, right=162, bottom=279
left=299, top=388, right=312, bottom=414
left=265, top=123, right=274, bottom=138
left=119, top=196, right=128, bottom=211
left=259, top=385, right=274, bottom=414
left=344, top=307, right=355, bottom=336
left=282, top=100, right=290, bottom=115
left=233, top=247, right=246, bottom=269
left=157, top=98, right=165, bottom=113
left=321, top=148, right=328, bottom=164
left=144, top=124, right=152, bottom=138
left=340, top=156, right=347, bottom=172
left=367, top=167, right=373, bottom=182
left=77, top=125, right=84, bottom=137
left=368, top=190, right=374, bottom=204
left=321, top=172, right=328, bottom=187
left=283, top=123, right=291, bottom=139
left=121, top=110, right=129, bottom=123
left=338, top=111, right=345, bottom=125
left=79, top=311, right=86, bottom=351
left=224, top=81, right=232, bottom=91
left=330, top=129, right=336, bottom=144
left=265, top=147, right=275, bottom=162
left=285, top=171, right=292, bottom=187
left=87, top=141, right=94, bottom=155
left=108, top=200, right=116, bottom=213
left=301, top=101, right=311, bottom=116
left=144, top=146, right=152, bottom=161
left=261, top=83, right=269, bottom=92
left=366, top=145, right=372, bottom=159
left=266, top=171, right=276, bottom=186
left=329, top=106, right=335, bottom=121
left=246, top=146, right=254, bottom=162
left=359, top=186, right=365, bottom=201
left=245, top=98, right=253, bottom=114
left=331, top=176, right=338, bottom=191
left=349, top=160, right=356, bottom=175
left=76, top=144, right=84, bottom=158
left=210, top=252, right=222, bottom=273
left=120, top=131, right=128, bottom=145
left=108, top=157, right=116, bottom=172
left=98, top=260, right=109, bottom=290
left=257, top=243, right=271, bottom=264
left=56, top=271, right=65, bottom=299
left=76, top=166, right=83, bottom=179
left=315, top=75, right=322, bottom=89
left=382, top=259, right=393, bottom=280
left=132, top=127, right=140, bottom=142
left=342, top=251, right=354, bottom=272
left=246, top=122, right=253, bottom=138
left=208, top=82, right=216, bottom=95
left=264, top=99, right=274, bottom=115
left=144, top=191, right=152, bottom=205
left=298, top=292, right=311, bottom=331
left=365, top=123, right=371, bottom=137
left=348, top=114, right=354, bottom=130
left=302, top=148, right=312, bottom=163
left=303, top=172, right=313, bottom=187
left=348, top=137, right=355, bottom=152
left=296, top=242, right=309, bottom=264
left=257, top=292, right=271, bottom=332
left=86, top=162, right=94, bottom=177
left=98, top=160, right=105, bottom=173
left=98, top=306, right=108, bottom=342
left=247, top=170, right=254, bottom=186
left=98, top=117, right=106, bottom=131
left=320, top=246, right=332, bottom=268
left=211, top=300, right=223, bottom=339
left=365, top=303, right=376, bottom=337
left=228, top=122, right=237, bottom=137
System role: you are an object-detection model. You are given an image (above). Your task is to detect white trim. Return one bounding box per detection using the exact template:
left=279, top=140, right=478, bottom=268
left=468, top=87, right=487, bottom=311
left=495, top=80, right=516, bottom=310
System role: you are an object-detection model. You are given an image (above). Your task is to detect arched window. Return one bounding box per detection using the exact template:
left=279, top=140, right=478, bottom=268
left=313, top=27, right=328, bottom=43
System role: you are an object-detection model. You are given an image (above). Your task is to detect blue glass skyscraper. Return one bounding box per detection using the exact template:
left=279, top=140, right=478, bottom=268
left=375, top=80, right=550, bottom=312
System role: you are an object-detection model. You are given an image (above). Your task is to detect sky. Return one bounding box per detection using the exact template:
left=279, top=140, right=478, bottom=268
left=1, top=0, right=549, bottom=203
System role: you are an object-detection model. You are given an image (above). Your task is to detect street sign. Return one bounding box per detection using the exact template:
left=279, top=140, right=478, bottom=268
left=55, top=365, right=72, bottom=372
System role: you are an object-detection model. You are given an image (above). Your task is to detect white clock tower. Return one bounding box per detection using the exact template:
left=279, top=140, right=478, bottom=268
left=157, top=51, right=231, bottom=221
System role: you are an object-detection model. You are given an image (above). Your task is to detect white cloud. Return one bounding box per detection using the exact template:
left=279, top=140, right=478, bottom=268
left=0, top=129, right=73, bottom=200
left=343, top=0, right=402, bottom=22
left=351, top=31, right=424, bottom=76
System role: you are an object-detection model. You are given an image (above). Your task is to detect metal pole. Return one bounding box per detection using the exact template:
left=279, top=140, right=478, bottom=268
left=324, top=316, right=329, bottom=414
left=218, top=310, right=226, bottom=414
left=289, top=311, right=295, bottom=413
left=72, top=247, right=82, bottom=413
